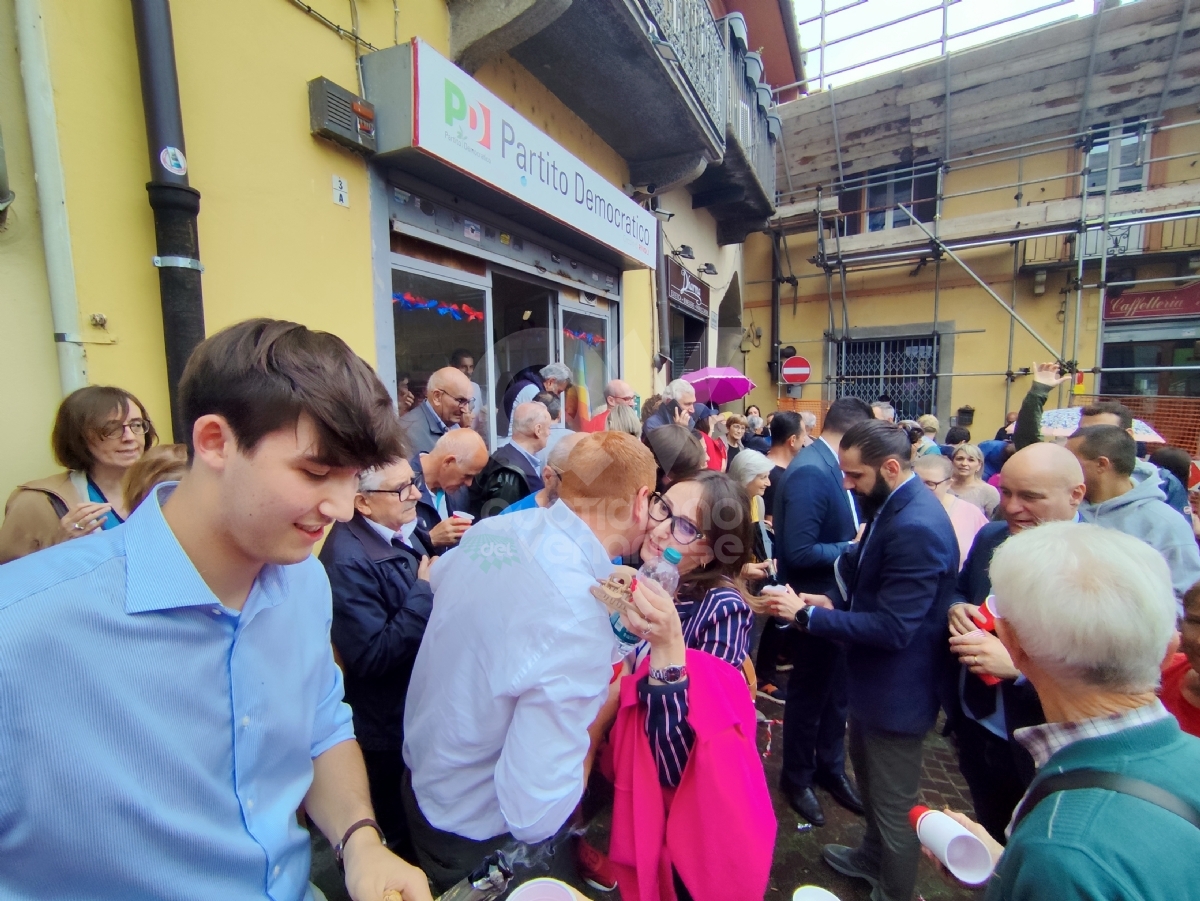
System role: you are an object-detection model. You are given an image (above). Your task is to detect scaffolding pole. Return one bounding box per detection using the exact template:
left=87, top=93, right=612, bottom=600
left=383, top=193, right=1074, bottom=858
left=897, top=205, right=1066, bottom=362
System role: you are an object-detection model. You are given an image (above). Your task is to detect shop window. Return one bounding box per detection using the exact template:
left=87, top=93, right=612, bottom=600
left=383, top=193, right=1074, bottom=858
left=836, top=162, right=938, bottom=237
left=1102, top=334, right=1200, bottom=397
left=392, top=268, right=487, bottom=419
left=836, top=336, right=938, bottom=419
left=492, top=272, right=555, bottom=437
left=1086, top=119, right=1147, bottom=195
left=670, top=309, right=707, bottom=375
left=562, top=305, right=611, bottom=429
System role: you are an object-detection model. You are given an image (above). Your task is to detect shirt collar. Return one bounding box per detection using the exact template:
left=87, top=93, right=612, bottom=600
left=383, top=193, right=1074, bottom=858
left=124, top=483, right=286, bottom=615
left=542, top=499, right=615, bottom=579
left=509, top=440, right=542, bottom=472
left=1014, top=700, right=1172, bottom=770
left=363, top=516, right=397, bottom=545
left=423, top=400, right=450, bottom=433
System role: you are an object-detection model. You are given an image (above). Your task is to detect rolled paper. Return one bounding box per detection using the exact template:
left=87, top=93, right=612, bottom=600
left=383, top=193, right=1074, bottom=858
left=909, top=807, right=995, bottom=886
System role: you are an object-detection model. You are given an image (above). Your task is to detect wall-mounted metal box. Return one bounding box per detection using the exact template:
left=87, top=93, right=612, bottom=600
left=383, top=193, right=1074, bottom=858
left=308, top=77, right=376, bottom=154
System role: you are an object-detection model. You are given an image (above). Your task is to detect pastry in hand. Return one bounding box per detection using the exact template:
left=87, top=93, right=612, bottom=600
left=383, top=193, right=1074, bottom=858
left=590, top=565, right=639, bottom=616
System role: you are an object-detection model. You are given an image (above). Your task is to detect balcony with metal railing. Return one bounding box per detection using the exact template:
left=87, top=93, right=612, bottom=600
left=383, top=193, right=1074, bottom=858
left=497, top=0, right=726, bottom=191
left=687, top=13, right=780, bottom=245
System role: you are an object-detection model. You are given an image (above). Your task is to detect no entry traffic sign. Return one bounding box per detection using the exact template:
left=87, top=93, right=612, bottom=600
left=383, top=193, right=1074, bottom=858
left=780, top=355, right=812, bottom=384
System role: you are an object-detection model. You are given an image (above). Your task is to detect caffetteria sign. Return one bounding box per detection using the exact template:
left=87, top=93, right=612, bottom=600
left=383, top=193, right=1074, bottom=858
left=411, top=40, right=656, bottom=269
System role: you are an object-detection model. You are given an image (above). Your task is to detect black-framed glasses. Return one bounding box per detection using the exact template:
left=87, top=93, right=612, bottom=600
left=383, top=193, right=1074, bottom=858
left=364, top=480, right=419, bottom=500
left=648, top=492, right=703, bottom=545
left=438, top=390, right=476, bottom=410
left=922, top=477, right=951, bottom=490
left=98, top=418, right=151, bottom=440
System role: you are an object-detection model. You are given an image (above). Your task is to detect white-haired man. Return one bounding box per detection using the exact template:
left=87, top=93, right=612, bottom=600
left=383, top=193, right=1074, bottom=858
left=642, top=378, right=697, bottom=433
left=469, top=402, right=551, bottom=518
left=938, top=522, right=1200, bottom=900
left=503, top=362, right=572, bottom=436
left=500, top=431, right=587, bottom=516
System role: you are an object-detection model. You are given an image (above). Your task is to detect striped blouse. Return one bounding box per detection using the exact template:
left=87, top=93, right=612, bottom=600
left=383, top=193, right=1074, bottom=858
left=639, top=584, right=753, bottom=787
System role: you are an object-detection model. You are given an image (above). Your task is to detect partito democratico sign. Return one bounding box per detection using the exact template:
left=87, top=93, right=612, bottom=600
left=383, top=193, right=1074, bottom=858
left=1103, top=281, right=1200, bottom=321
left=411, top=40, right=656, bottom=269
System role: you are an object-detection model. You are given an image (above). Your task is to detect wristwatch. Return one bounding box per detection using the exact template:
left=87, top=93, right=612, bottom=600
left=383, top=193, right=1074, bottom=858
left=794, top=605, right=813, bottom=632
left=649, top=663, right=688, bottom=684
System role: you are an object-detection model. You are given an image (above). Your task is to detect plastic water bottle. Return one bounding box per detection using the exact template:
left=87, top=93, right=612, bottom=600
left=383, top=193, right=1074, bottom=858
left=609, top=611, right=642, bottom=657
left=638, top=546, right=682, bottom=597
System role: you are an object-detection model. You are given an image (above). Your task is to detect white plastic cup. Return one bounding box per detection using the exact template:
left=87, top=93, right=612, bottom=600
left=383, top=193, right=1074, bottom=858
left=792, top=887, right=841, bottom=901
left=507, top=878, right=577, bottom=901
left=451, top=511, right=475, bottom=522
left=909, top=806, right=995, bottom=886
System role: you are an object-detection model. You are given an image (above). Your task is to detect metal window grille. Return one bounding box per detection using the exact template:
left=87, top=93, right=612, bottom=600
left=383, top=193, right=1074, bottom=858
left=835, top=336, right=939, bottom=419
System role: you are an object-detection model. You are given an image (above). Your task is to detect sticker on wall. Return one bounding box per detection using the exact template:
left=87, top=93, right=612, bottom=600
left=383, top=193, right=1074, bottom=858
left=159, top=147, right=187, bottom=176
left=500, top=233, right=511, bottom=246
left=393, top=188, right=412, bottom=204
left=332, top=175, right=349, bottom=207
left=464, top=219, right=481, bottom=241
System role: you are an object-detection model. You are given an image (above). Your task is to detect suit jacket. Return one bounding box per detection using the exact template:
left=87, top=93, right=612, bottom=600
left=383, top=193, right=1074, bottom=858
left=946, top=520, right=1044, bottom=783
left=398, top=400, right=456, bottom=456
left=318, top=513, right=434, bottom=751
left=468, top=442, right=545, bottom=519
left=774, top=439, right=857, bottom=596
left=808, top=476, right=959, bottom=735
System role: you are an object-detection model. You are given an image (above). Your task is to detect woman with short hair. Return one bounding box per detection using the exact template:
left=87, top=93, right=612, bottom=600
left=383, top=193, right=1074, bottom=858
left=0, top=386, right=157, bottom=563
left=725, top=413, right=749, bottom=466
left=949, top=442, right=1000, bottom=518
left=605, top=403, right=642, bottom=438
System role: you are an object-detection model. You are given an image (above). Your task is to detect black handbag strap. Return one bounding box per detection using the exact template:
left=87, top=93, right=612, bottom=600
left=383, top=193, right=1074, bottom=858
left=1014, top=768, right=1200, bottom=831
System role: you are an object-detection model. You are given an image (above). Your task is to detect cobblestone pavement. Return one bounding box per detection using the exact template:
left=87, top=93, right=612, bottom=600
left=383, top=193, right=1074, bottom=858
left=312, top=699, right=984, bottom=900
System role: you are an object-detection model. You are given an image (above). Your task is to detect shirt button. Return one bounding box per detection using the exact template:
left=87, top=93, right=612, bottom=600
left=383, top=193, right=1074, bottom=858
left=273, top=865, right=281, bottom=877
left=211, top=607, right=221, bottom=615
left=241, top=716, right=250, bottom=727
left=246, top=798, right=254, bottom=810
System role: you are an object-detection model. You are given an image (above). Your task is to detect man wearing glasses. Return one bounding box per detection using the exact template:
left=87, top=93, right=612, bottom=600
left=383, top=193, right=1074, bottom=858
left=320, top=457, right=435, bottom=862
left=580, top=379, right=636, bottom=433
left=398, top=366, right=476, bottom=455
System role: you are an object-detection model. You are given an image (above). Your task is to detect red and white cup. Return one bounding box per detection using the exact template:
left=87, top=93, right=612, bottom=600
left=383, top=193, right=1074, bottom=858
left=451, top=511, right=475, bottom=523
left=909, top=806, right=995, bottom=886
left=970, top=596, right=1001, bottom=686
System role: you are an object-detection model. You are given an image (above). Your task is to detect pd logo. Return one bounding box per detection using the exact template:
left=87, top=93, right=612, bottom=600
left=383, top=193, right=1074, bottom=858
left=445, top=79, right=491, bottom=149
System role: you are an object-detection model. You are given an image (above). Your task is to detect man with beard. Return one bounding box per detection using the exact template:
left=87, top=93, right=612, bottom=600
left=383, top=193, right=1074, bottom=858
left=768, top=420, right=958, bottom=901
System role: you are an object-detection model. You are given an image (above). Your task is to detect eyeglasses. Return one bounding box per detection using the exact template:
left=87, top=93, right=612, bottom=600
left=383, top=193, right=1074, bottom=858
left=438, top=390, right=476, bottom=410
left=611, top=395, right=636, bottom=404
left=98, top=418, right=151, bottom=440
left=648, top=492, right=703, bottom=545
left=364, top=480, right=419, bottom=500
left=922, top=477, right=951, bottom=489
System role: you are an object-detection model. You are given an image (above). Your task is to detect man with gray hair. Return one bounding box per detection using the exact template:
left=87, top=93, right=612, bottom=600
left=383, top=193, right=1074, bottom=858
left=503, top=362, right=571, bottom=436
left=641, top=378, right=697, bottom=433
left=938, top=522, right=1200, bottom=899
left=500, top=431, right=587, bottom=516
left=469, top=402, right=551, bottom=518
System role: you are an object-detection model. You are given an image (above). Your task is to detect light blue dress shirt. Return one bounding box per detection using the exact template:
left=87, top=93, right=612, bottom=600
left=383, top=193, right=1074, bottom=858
left=0, top=484, right=354, bottom=901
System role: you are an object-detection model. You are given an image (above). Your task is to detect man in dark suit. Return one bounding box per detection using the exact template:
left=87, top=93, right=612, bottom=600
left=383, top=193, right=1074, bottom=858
left=468, top=402, right=550, bottom=518
left=944, top=442, right=1085, bottom=842
left=319, top=457, right=437, bottom=862
left=773, top=397, right=874, bottom=826
left=769, top=420, right=958, bottom=901
left=412, top=430, right=488, bottom=549
left=398, top=366, right=474, bottom=455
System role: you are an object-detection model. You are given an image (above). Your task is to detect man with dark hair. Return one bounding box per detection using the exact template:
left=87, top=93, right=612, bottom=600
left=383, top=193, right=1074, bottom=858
left=0, top=319, right=431, bottom=900
left=762, top=411, right=804, bottom=522
left=449, top=350, right=484, bottom=435
left=772, top=396, right=874, bottom=826
left=770, top=419, right=958, bottom=901
left=1066, top=425, right=1200, bottom=601
left=944, top=425, right=971, bottom=447
left=469, top=402, right=550, bottom=518
left=399, top=366, right=474, bottom=455
left=1013, top=363, right=1188, bottom=512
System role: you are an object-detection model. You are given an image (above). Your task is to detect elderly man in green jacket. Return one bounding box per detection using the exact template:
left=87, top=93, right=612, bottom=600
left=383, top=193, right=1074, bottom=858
left=935, top=521, right=1200, bottom=900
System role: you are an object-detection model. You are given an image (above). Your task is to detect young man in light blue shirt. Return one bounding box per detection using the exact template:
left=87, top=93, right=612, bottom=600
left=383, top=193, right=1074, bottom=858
left=0, top=319, right=431, bottom=901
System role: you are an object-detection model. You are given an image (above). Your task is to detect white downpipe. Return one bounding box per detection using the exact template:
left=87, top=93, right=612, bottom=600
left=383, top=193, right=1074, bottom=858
left=15, top=0, right=87, bottom=395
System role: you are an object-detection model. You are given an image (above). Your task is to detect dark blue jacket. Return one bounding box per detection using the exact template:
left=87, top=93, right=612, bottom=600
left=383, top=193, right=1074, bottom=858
left=468, top=442, right=544, bottom=519
left=775, top=438, right=858, bottom=595
left=319, top=513, right=434, bottom=751
left=411, top=452, right=471, bottom=539
left=808, top=476, right=959, bottom=735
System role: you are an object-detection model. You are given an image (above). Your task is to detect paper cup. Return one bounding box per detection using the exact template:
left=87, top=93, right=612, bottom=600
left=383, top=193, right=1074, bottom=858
left=975, top=597, right=997, bottom=632
left=451, top=511, right=475, bottom=522
left=507, top=878, right=577, bottom=901
left=792, top=887, right=841, bottom=901
left=910, top=807, right=995, bottom=886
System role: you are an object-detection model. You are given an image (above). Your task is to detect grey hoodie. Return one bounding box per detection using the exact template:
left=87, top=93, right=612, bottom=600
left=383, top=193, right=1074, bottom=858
left=1080, top=462, right=1200, bottom=603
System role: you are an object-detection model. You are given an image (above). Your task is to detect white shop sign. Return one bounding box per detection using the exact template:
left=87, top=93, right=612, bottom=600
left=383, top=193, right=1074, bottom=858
left=411, top=39, right=656, bottom=269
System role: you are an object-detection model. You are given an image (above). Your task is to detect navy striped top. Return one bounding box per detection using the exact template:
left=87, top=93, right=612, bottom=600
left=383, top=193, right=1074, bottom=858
left=638, top=584, right=753, bottom=787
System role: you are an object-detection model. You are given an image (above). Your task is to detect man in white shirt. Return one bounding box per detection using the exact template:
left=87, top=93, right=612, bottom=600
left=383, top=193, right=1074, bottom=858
left=402, top=431, right=657, bottom=892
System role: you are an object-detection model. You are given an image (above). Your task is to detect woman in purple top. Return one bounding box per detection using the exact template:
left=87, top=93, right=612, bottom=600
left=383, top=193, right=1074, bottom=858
left=624, top=471, right=755, bottom=787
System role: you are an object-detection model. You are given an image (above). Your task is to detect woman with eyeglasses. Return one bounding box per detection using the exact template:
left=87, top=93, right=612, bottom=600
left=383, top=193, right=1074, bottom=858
left=606, top=471, right=775, bottom=900
left=0, top=386, right=157, bottom=563
left=913, top=453, right=987, bottom=570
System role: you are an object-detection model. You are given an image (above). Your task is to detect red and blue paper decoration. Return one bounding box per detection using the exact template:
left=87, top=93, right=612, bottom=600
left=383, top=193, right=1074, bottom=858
left=563, top=328, right=604, bottom=348
left=392, top=291, right=483, bottom=322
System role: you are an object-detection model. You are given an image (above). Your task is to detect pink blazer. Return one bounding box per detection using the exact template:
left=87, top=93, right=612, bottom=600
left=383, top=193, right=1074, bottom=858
left=607, top=650, right=776, bottom=901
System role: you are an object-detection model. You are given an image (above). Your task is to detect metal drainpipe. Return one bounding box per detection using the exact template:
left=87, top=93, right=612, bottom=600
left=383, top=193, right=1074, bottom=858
left=656, top=222, right=671, bottom=380
left=14, top=0, right=88, bottom=395
left=0, top=120, right=15, bottom=227
left=770, top=231, right=781, bottom=386
left=131, top=0, right=204, bottom=443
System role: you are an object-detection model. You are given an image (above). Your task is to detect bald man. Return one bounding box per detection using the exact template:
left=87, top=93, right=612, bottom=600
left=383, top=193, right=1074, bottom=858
left=469, top=402, right=552, bottom=518
left=413, top=429, right=489, bottom=548
left=400, top=367, right=476, bottom=455
left=944, top=442, right=1086, bottom=842
left=580, top=379, right=636, bottom=433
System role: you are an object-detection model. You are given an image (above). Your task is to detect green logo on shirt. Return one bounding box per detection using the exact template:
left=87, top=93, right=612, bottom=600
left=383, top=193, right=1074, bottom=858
left=460, top=533, right=521, bottom=571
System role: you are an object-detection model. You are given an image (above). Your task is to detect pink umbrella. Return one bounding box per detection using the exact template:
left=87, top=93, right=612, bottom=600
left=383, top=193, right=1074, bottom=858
left=682, top=367, right=756, bottom=406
